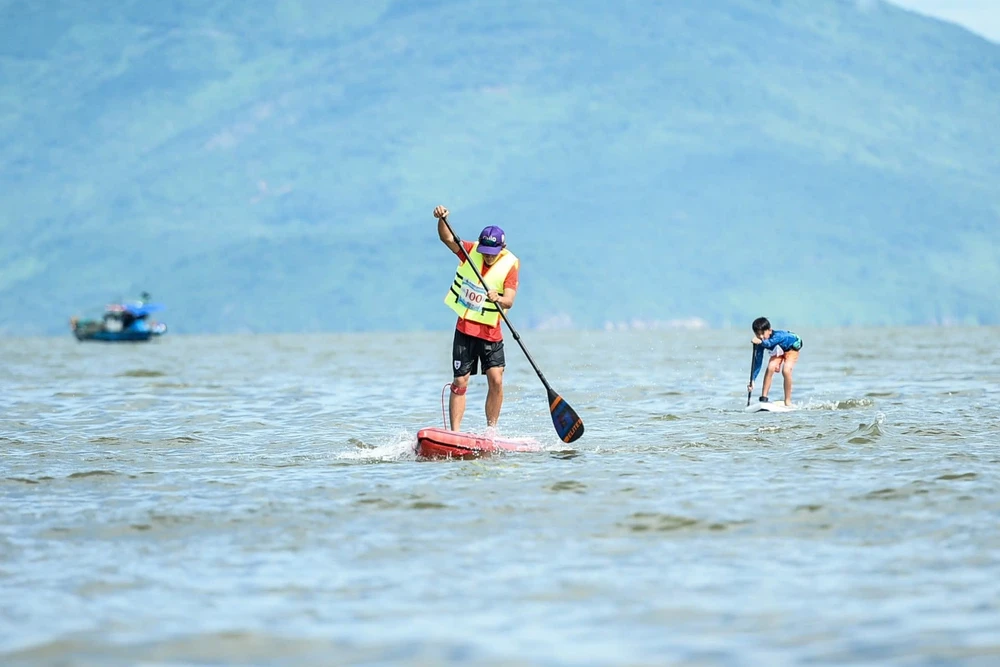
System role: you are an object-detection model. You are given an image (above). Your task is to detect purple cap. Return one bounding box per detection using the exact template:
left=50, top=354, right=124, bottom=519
left=476, top=225, right=505, bottom=255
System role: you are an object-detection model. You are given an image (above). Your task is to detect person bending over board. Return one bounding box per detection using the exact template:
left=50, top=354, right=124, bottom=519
left=434, top=205, right=520, bottom=432
left=748, top=317, right=803, bottom=407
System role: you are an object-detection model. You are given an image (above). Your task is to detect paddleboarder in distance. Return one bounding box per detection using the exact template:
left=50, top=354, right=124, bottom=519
left=434, top=205, right=520, bottom=432
left=748, top=316, right=803, bottom=407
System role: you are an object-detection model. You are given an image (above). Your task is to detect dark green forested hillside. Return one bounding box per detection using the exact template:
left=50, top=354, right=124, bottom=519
left=1, top=0, right=998, bottom=334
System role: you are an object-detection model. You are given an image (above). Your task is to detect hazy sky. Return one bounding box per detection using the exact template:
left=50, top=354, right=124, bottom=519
left=889, top=0, right=1000, bottom=42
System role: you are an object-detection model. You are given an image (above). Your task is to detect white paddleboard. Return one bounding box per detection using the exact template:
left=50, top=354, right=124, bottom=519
left=744, top=402, right=796, bottom=413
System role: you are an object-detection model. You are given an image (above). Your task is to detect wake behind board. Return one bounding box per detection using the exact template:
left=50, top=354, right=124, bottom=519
left=415, top=427, right=543, bottom=460
left=745, top=402, right=796, bottom=413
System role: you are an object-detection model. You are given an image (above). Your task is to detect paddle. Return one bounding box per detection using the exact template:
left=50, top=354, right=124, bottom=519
left=440, top=216, right=584, bottom=443
left=747, top=344, right=757, bottom=406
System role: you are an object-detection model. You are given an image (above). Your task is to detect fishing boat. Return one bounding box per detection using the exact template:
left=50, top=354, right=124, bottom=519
left=70, top=295, right=168, bottom=342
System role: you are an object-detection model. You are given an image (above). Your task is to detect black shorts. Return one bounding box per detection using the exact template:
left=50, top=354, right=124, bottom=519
left=452, top=329, right=505, bottom=377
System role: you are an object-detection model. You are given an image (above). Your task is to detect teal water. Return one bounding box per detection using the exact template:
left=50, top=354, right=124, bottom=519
left=2, top=328, right=999, bottom=665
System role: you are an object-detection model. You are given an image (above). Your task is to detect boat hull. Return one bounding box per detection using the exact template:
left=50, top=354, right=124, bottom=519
left=74, top=329, right=156, bottom=342
left=72, top=319, right=167, bottom=342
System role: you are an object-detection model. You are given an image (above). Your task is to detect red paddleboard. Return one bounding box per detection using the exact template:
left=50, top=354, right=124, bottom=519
left=415, top=427, right=543, bottom=460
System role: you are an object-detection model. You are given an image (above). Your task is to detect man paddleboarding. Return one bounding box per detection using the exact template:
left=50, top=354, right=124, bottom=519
left=434, top=205, right=520, bottom=432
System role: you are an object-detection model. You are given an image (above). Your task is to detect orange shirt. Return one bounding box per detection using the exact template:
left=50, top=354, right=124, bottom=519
left=454, top=240, right=519, bottom=342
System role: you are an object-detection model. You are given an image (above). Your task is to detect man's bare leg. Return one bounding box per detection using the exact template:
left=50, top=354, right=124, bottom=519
left=484, top=366, right=505, bottom=427
left=449, top=373, right=470, bottom=431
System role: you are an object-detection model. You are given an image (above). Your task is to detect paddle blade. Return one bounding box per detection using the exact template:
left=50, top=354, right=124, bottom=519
left=547, top=387, right=584, bottom=443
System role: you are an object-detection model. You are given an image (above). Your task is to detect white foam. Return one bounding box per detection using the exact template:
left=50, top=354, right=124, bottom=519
left=333, top=430, right=417, bottom=461
left=802, top=398, right=876, bottom=410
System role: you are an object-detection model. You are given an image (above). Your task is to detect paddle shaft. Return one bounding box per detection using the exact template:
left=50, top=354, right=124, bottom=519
left=440, top=218, right=555, bottom=393
left=747, top=344, right=756, bottom=406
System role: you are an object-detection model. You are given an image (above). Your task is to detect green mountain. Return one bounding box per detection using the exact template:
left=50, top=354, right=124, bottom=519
left=2, top=0, right=998, bottom=334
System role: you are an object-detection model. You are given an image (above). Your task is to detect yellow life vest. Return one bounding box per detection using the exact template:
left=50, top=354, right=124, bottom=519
left=444, top=249, right=519, bottom=326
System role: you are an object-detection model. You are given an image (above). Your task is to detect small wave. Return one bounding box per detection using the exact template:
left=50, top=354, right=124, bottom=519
left=67, top=470, right=118, bottom=479
left=795, top=504, right=824, bottom=513
left=620, top=512, right=751, bottom=533
left=352, top=494, right=450, bottom=510
left=162, top=435, right=203, bottom=445
left=88, top=436, right=122, bottom=445
left=805, top=398, right=875, bottom=410
left=845, top=412, right=887, bottom=444
left=855, top=482, right=931, bottom=501
left=117, top=369, right=167, bottom=378
left=936, top=472, right=976, bottom=481
left=902, top=427, right=964, bottom=437
left=333, top=431, right=416, bottom=462
left=352, top=496, right=400, bottom=509
left=675, top=441, right=717, bottom=449
left=408, top=501, right=449, bottom=510
left=148, top=512, right=197, bottom=526
left=860, top=487, right=909, bottom=501
left=548, top=480, right=588, bottom=494
left=549, top=449, right=581, bottom=460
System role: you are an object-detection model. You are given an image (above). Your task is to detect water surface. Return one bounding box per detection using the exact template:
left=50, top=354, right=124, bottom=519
left=2, top=328, right=999, bottom=665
